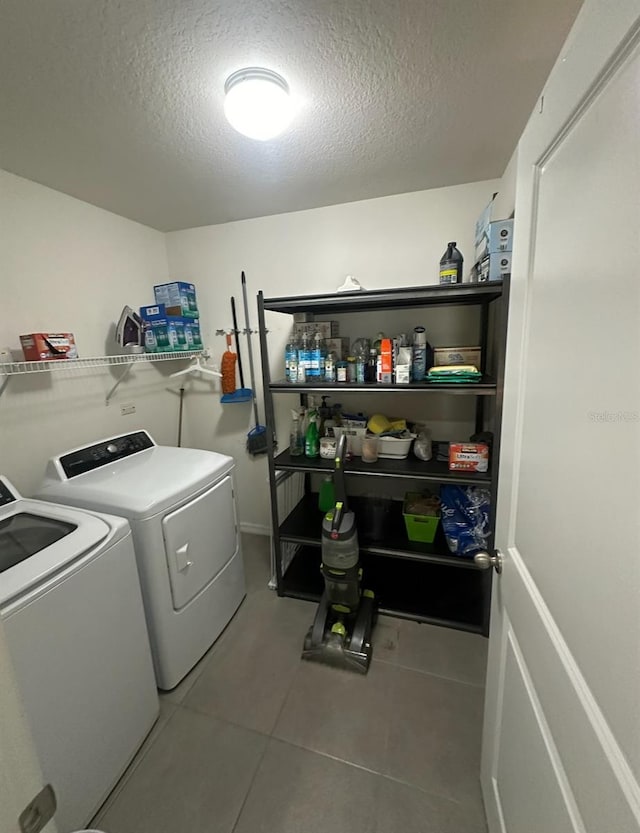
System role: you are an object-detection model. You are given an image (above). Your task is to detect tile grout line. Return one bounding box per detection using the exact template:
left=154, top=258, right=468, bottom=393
left=258, top=734, right=485, bottom=817
left=91, top=701, right=181, bottom=826
left=228, top=727, right=272, bottom=833
left=374, top=655, right=487, bottom=689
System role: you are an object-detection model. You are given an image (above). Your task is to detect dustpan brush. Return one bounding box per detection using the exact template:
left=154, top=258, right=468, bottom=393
left=221, top=334, right=237, bottom=394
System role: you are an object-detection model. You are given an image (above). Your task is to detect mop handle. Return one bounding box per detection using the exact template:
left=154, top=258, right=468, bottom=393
left=231, top=296, right=246, bottom=389
left=241, top=271, right=260, bottom=425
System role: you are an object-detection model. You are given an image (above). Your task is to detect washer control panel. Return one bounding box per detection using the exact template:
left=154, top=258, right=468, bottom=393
left=0, top=477, right=17, bottom=506
left=60, top=431, right=155, bottom=478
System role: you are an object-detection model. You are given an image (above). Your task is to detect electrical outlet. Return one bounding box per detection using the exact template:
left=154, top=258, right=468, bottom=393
left=121, top=403, right=136, bottom=416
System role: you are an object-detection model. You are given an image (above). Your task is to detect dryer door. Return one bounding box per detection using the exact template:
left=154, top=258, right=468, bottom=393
left=162, top=475, right=237, bottom=610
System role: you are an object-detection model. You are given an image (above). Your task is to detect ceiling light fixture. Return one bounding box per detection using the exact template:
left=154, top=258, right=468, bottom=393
left=224, top=67, right=294, bottom=141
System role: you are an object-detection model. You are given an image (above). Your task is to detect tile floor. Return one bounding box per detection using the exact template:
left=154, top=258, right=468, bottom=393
left=92, top=534, right=489, bottom=833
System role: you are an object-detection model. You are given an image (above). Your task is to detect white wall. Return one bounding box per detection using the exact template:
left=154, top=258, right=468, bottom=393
left=0, top=171, right=172, bottom=495
left=165, top=179, right=500, bottom=532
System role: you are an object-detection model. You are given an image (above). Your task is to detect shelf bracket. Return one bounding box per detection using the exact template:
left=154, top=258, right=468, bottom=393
left=0, top=374, right=9, bottom=399
left=105, top=362, right=134, bottom=405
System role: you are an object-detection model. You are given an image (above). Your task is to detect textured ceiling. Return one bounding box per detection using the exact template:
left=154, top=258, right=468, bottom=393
left=0, top=0, right=582, bottom=231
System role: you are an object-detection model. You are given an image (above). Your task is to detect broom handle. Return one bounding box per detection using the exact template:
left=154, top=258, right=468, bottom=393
left=241, top=271, right=261, bottom=425
left=231, top=296, right=245, bottom=388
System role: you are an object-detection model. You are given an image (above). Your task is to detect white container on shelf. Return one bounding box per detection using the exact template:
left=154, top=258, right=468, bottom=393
left=377, top=433, right=416, bottom=459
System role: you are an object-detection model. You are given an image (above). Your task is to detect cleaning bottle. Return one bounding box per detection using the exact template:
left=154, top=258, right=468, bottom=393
left=305, top=412, right=319, bottom=458
left=354, top=341, right=366, bottom=383
left=365, top=348, right=377, bottom=383
left=439, top=242, right=464, bottom=284
left=317, top=332, right=327, bottom=378
left=324, top=350, right=337, bottom=382
left=289, top=410, right=304, bottom=456
left=412, top=326, right=427, bottom=381
left=298, top=333, right=310, bottom=382
left=285, top=337, right=298, bottom=383
left=309, top=332, right=323, bottom=378
left=318, top=475, right=336, bottom=513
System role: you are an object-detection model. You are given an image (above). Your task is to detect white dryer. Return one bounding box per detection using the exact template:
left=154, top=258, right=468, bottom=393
left=0, top=476, right=158, bottom=832
left=37, top=431, right=246, bottom=690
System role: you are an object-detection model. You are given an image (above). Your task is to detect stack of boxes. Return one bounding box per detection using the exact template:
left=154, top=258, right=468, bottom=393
left=292, top=313, right=349, bottom=359
left=140, top=282, right=202, bottom=353
left=474, top=197, right=514, bottom=282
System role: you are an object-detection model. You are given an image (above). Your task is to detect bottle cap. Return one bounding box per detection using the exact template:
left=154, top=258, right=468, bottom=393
left=413, top=326, right=427, bottom=345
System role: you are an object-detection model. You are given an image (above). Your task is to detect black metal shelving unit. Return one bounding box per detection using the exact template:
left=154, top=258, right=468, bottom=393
left=257, top=280, right=509, bottom=636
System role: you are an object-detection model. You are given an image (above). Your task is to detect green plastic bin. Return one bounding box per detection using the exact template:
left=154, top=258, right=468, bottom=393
left=403, top=492, right=440, bottom=544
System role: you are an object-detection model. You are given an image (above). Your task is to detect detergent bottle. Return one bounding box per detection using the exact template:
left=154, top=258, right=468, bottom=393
left=439, top=242, right=464, bottom=284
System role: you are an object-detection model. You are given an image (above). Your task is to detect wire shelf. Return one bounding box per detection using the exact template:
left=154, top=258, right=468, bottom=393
left=0, top=350, right=204, bottom=377
left=0, top=349, right=207, bottom=403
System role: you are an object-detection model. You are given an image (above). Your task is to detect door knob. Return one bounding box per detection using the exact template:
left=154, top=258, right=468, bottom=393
left=474, top=550, right=503, bottom=574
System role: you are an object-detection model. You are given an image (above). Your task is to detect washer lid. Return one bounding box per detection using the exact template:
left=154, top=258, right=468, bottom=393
left=0, top=484, right=111, bottom=606
left=39, top=445, right=235, bottom=519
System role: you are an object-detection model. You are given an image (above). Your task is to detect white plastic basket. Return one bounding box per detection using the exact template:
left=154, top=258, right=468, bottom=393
left=378, top=433, right=416, bottom=459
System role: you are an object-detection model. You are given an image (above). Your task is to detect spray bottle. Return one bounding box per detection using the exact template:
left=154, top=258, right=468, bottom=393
left=305, top=412, right=320, bottom=458
left=289, top=410, right=304, bottom=456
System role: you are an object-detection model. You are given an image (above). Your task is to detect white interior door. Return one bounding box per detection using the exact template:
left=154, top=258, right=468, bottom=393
left=0, top=620, right=57, bottom=833
left=482, top=2, right=640, bottom=831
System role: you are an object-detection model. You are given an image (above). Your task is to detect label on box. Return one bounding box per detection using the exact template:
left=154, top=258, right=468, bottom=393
left=449, top=443, right=489, bottom=472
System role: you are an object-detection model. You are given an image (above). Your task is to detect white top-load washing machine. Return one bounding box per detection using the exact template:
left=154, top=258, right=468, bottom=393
left=37, top=430, right=246, bottom=690
left=0, top=476, right=158, bottom=833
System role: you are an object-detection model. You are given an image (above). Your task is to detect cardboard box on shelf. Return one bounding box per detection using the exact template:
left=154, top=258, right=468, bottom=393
left=449, top=442, right=489, bottom=472
left=153, top=281, right=198, bottom=318
left=140, top=304, right=195, bottom=352
left=325, top=337, right=350, bottom=359
left=477, top=252, right=511, bottom=283
left=433, top=346, right=482, bottom=367
left=475, top=194, right=500, bottom=245
left=292, top=312, right=314, bottom=323
left=20, top=333, right=78, bottom=361
left=292, top=321, right=340, bottom=339
left=475, top=219, right=514, bottom=260
left=380, top=338, right=393, bottom=384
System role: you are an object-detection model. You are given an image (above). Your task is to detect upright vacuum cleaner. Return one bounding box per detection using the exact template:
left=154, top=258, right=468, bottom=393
left=302, top=434, right=376, bottom=674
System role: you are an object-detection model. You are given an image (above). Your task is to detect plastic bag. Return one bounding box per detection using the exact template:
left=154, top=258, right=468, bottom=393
left=412, top=424, right=432, bottom=461
left=440, top=486, right=491, bottom=557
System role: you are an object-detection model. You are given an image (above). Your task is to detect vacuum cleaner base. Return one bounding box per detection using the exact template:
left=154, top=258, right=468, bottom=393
left=302, top=591, right=376, bottom=674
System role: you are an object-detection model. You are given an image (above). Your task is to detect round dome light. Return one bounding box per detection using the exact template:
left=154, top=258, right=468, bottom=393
left=224, top=68, right=294, bottom=141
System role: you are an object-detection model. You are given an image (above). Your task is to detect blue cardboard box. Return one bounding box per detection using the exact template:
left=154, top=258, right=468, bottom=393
left=153, top=282, right=198, bottom=318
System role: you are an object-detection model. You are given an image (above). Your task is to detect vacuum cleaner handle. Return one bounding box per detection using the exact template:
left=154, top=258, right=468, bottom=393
left=334, top=433, right=348, bottom=511
left=332, top=501, right=344, bottom=534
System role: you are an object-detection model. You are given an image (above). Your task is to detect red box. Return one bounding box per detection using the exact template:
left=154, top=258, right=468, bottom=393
left=449, top=442, right=489, bottom=472
left=20, top=333, right=78, bottom=361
